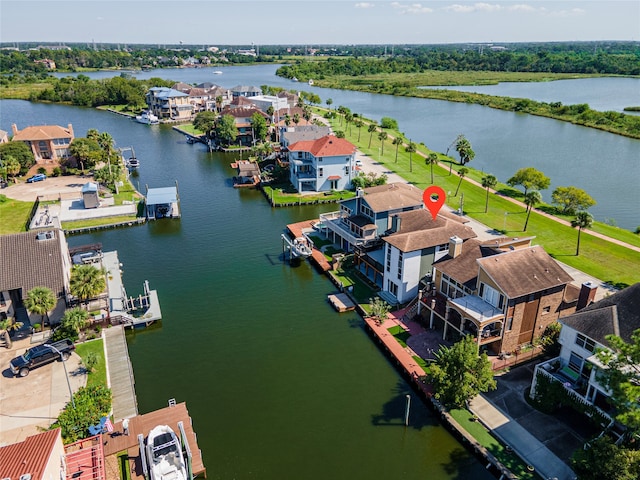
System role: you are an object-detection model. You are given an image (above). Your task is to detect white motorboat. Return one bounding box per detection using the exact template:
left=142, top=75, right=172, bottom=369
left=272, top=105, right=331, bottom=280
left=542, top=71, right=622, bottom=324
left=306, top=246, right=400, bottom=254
left=136, top=111, right=160, bottom=125
left=213, top=70, right=223, bottom=75
left=292, top=236, right=313, bottom=258
left=308, top=79, right=314, bottom=85
left=146, top=425, right=188, bottom=480
left=126, top=156, right=139, bottom=169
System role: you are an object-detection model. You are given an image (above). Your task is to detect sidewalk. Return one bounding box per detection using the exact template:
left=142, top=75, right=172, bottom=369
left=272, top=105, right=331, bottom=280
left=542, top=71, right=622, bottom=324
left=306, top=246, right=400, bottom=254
left=470, top=394, right=576, bottom=480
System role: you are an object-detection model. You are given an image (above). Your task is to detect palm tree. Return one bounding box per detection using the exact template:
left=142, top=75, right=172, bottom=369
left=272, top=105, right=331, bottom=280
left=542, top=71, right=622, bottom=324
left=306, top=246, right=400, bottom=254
left=293, top=113, right=300, bottom=126
left=392, top=137, right=403, bottom=163
left=354, top=119, right=364, bottom=142
left=70, top=264, right=106, bottom=309
left=215, top=95, right=223, bottom=113
left=61, top=308, right=90, bottom=334
left=0, top=318, right=24, bottom=349
left=378, top=131, right=388, bottom=155
left=523, top=190, right=542, bottom=231
left=481, top=174, right=498, bottom=213
left=426, top=153, right=438, bottom=184
left=455, top=136, right=475, bottom=165
left=326, top=98, right=333, bottom=111
left=571, top=211, right=593, bottom=256
left=24, top=286, right=56, bottom=327
left=367, top=124, right=377, bottom=148
left=4, top=155, right=20, bottom=183
left=345, top=112, right=354, bottom=135
left=454, top=167, right=468, bottom=196
left=405, top=142, right=416, bottom=172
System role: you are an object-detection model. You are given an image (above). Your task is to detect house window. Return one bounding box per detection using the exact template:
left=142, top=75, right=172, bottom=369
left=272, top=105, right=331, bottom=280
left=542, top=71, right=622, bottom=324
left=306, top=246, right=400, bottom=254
left=575, top=333, right=596, bottom=353
left=387, top=280, right=398, bottom=296
left=568, top=352, right=583, bottom=373
left=386, top=244, right=391, bottom=272
left=506, top=317, right=514, bottom=331
left=330, top=180, right=338, bottom=190
left=318, top=168, right=323, bottom=177
left=345, top=166, right=350, bottom=175
left=397, top=252, right=403, bottom=280
left=361, top=204, right=373, bottom=218
left=481, top=283, right=502, bottom=309
left=542, top=306, right=551, bottom=314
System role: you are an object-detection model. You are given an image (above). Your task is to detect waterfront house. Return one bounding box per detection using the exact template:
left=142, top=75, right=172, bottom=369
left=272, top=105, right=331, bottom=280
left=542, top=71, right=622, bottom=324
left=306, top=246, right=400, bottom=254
left=530, top=282, right=639, bottom=422
left=318, top=182, right=424, bottom=251
left=11, top=123, right=74, bottom=164
left=287, top=135, right=356, bottom=193
left=219, top=106, right=270, bottom=146
left=0, top=129, right=8, bottom=143
left=230, top=85, right=262, bottom=98
left=280, top=125, right=331, bottom=149
left=0, top=429, right=68, bottom=480
left=145, top=87, right=192, bottom=121
left=247, top=94, right=290, bottom=114
left=375, top=209, right=477, bottom=304
left=0, top=229, right=72, bottom=328
left=419, top=237, right=579, bottom=355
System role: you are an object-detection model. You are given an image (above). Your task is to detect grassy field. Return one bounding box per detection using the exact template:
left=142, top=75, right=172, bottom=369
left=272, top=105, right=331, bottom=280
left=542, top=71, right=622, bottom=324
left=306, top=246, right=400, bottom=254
left=61, top=214, right=140, bottom=231
left=0, top=82, right=50, bottom=99
left=0, top=196, right=33, bottom=234
left=75, top=338, right=107, bottom=388
left=324, top=111, right=640, bottom=287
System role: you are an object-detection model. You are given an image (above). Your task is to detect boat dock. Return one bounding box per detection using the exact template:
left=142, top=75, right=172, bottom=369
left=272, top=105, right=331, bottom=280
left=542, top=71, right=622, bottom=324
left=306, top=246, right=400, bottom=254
left=103, top=325, right=138, bottom=422
left=327, top=293, right=356, bottom=312
left=286, top=220, right=331, bottom=271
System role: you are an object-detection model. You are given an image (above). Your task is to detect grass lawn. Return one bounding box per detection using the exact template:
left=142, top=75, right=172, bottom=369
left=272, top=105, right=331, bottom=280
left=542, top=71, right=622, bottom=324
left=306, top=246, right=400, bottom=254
left=262, top=184, right=355, bottom=206
left=449, top=408, right=536, bottom=479
left=62, top=214, right=140, bottom=231
left=323, top=111, right=640, bottom=287
left=387, top=325, right=411, bottom=347
left=0, top=196, right=33, bottom=234
left=75, top=338, right=107, bottom=388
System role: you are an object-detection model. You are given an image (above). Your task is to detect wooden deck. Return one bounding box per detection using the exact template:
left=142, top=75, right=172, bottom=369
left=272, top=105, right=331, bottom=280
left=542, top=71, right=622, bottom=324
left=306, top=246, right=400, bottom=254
left=104, top=326, right=138, bottom=422
left=286, top=220, right=331, bottom=271
left=101, top=402, right=206, bottom=479
left=327, top=293, right=356, bottom=312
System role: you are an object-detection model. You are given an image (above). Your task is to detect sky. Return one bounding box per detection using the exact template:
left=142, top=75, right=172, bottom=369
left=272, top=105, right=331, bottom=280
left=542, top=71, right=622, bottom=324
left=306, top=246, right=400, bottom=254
left=1, top=0, right=639, bottom=45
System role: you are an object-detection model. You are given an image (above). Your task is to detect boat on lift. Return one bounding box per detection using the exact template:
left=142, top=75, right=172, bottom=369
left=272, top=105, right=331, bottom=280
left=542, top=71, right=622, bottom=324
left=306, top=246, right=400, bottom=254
left=136, top=110, right=160, bottom=125
left=145, top=425, right=188, bottom=480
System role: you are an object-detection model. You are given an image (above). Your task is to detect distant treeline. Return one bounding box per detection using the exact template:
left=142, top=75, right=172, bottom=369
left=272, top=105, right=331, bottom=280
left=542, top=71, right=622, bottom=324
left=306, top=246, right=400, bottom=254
left=1, top=41, right=638, bottom=74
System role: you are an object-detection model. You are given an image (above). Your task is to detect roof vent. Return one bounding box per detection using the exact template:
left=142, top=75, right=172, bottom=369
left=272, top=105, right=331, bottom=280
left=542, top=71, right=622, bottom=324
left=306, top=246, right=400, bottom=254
left=36, top=231, right=55, bottom=241
left=21, top=474, right=32, bottom=480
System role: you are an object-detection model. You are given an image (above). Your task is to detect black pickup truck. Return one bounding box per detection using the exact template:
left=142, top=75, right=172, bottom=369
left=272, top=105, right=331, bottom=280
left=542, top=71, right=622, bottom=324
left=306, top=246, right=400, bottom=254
left=9, top=339, right=75, bottom=377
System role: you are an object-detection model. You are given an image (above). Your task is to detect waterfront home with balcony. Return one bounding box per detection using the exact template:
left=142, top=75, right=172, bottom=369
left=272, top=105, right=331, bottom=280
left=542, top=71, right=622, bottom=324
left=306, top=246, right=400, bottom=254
left=418, top=237, right=579, bottom=355
left=11, top=123, right=74, bottom=164
left=530, top=282, right=639, bottom=424
left=287, top=135, right=356, bottom=193
left=318, top=182, right=423, bottom=251
left=145, top=87, right=192, bottom=121
left=219, top=106, right=270, bottom=146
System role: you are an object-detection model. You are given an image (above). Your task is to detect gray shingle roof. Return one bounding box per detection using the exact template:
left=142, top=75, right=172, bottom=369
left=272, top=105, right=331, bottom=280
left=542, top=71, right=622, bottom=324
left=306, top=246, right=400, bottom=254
left=0, top=230, right=68, bottom=299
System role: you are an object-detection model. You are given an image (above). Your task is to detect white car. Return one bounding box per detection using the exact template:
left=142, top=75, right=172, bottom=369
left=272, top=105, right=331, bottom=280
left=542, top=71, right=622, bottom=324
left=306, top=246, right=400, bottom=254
left=355, top=159, right=363, bottom=167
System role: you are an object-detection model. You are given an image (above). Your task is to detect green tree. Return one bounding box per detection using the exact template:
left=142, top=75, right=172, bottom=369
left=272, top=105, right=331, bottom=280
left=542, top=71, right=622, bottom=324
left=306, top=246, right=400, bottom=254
left=571, top=210, right=593, bottom=255
left=70, top=264, right=106, bottom=309
left=572, top=436, right=640, bottom=480
left=0, top=141, right=35, bottom=174
left=481, top=174, right=498, bottom=213
left=455, top=136, right=475, bottom=165
left=380, top=117, right=398, bottom=130
left=335, top=131, right=345, bottom=138
left=551, top=186, right=596, bottom=214
left=3, top=155, right=21, bottom=183
left=83, top=351, right=99, bottom=373
left=50, top=384, right=112, bottom=443
left=325, top=98, right=333, bottom=110
left=427, top=335, right=496, bottom=409
left=392, top=137, right=403, bottom=163
left=378, top=131, right=388, bottom=155
left=24, top=286, right=56, bottom=327
left=193, top=111, right=217, bottom=139
left=250, top=112, right=268, bottom=143
left=292, top=113, right=300, bottom=126
left=405, top=141, right=416, bottom=172
left=69, top=138, right=101, bottom=171
left=369, top=297, right=391, bottom=326
left=523, top=190, right=542, bottom=231
left=0, top=318, right=24, bottom=349
left=507, top=167, right=550, bottom=196
left=354, top=119, right=364, bottom=142
left=345, top=112, right=354, bottom=135
left=214, top=114, right=238, bottom=147
left=425, top=153, right=438, bottom=184
left=454, top=167, right=468, bottom=196
left=367, top=123, right=377, bottom=148
left=61, top=307, right=90, bottom=334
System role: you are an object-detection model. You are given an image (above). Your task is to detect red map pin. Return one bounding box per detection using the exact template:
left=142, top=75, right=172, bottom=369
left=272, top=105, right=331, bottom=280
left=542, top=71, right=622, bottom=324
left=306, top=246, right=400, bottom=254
left=423, top=186, right=446, bottom=220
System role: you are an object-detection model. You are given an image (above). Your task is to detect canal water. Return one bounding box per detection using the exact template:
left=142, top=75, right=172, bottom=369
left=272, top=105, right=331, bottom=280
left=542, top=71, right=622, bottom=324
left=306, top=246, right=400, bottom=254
left=53, top=65, right=640, bottom=230
left=2, top=100, right=493, bottom=479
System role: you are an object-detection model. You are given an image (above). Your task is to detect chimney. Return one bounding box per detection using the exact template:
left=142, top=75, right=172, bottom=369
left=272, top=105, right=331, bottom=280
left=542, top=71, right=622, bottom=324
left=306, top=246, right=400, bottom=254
left=449, top=236, right=463, bottom=258
left=12, top=123, right=18, bottom=135
left=577, top=281, right=598, bottom=310
left=356, top=187, right=364, bottom=198
left=68, top=123, right=74, bottom=138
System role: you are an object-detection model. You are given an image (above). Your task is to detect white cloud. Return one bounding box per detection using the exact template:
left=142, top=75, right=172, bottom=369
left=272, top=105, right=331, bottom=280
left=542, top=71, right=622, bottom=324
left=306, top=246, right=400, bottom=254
left=391, top=2, right=433, bottom=14
left=507, top=4, right=536, bottom=13
left=355, top=2, right=375, bottom=8
left=548, top=8, right=586, bottom=18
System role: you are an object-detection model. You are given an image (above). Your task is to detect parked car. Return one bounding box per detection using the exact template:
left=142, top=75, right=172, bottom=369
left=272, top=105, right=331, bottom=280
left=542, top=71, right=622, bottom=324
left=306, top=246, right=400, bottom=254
left=26, top=173, right=47, bottom=183
left=9, top=338, right=75, bottom=377
left=354, top=159, right=363, bottom=168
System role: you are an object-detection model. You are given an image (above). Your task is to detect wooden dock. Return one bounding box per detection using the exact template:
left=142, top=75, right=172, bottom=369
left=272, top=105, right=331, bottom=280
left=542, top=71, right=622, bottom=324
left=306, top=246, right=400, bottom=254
left=328, top=293, right=356, bottom=312
left=104, top=326, right=138, bottom=422
left=286, top=220, right=331, bottom=271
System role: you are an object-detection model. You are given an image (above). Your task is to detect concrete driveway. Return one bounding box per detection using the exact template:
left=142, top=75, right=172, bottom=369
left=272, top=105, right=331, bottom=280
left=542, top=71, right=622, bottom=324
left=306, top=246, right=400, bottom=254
left=0, top=337, right=87, bottom=446
left=2, top=175, right=89, bottom=202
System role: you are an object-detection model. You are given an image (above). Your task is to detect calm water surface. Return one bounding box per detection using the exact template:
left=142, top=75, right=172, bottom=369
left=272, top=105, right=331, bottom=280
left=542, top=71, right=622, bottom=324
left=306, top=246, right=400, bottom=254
left=54, top=65, right=640, bottom=229
left=1, top=100, right=492, bottom=480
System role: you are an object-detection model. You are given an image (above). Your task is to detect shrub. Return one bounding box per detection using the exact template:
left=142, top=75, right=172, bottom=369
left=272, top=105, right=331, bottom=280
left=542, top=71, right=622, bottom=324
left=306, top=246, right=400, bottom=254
left=50, top=384, right=112, bottom=443
left=52, top=167, right=62, bottom=177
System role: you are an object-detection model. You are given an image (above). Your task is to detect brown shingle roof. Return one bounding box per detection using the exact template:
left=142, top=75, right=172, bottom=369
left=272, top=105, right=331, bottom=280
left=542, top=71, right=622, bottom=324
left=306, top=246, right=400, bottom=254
left=383, top=210, right=476, bottom=253
left=0, top=229, right=69, bottom=299
left=561, top=282, right=640, bottom=345
left=12, top=125, right=73, bottom=141
left=435, top=239, right=490, bottom=290
left=0, top=428, right=61, bottom=480
left=477, top=245, right=573, bottom=298
left=362, top=183, right=423, bottom=213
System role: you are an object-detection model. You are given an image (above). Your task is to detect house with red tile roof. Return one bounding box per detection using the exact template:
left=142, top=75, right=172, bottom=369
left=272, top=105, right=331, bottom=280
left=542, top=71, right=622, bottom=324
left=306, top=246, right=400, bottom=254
left=287, top=135, right=356, bottom=192
left=0, top=428, right=66, bottom=480
left=11, top=123, right=74, bottom=165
